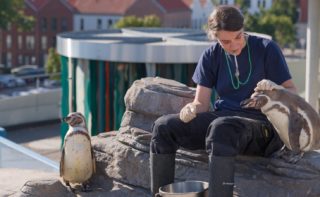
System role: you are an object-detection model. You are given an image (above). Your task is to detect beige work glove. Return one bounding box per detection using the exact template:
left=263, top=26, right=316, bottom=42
left=179, top=102, right=197, bottom=123
left=254, top=79, right=284, bottom=92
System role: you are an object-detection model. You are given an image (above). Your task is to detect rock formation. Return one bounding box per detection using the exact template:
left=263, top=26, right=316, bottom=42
left=17, top=77, right=320, bottom=196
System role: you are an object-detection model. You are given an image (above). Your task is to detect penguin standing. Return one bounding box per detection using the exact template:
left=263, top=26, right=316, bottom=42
left=241, top=89, right=320, bottom=163
left=60, top=112, right=96, bottom=192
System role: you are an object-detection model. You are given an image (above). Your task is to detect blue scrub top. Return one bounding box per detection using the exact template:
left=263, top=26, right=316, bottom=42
left=192, top=35, right=292, bottom=115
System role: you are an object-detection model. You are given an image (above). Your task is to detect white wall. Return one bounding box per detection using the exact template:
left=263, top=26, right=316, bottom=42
left=0, top=89, right=61, bottom=126
left=73, top=14, right=122, bottom=31
left=191, top=0, right=215, bottom=29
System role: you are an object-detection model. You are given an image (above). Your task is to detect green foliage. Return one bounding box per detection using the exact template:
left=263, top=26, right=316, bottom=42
left=235, top=0, right=250, bottom=11
left=269, top=0, right=299, bottom=24
left=143, top=15, right=161, bottom=27
left=243, top=0, right=297, bottom=48
left=211, top=0, right=220, bottom=6
left=0, top=0, right=34, bottom=31
left=45, top=48, right=61, bottom=80
left=115, top=15, right=161, bottom=28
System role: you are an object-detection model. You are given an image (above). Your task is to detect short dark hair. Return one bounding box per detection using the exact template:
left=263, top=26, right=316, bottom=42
left=207, top=5, right=244, bottom=40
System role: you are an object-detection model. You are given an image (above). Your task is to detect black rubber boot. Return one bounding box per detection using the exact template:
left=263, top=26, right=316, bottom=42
left=208, top=156, right=235, bottom=197
left=150, top=153, right=175, bottom=197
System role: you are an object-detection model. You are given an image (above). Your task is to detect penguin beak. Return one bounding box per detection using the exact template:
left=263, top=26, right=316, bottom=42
left=240, top=98, right=256, bottom=109
left=63, top=116, right=71, bottom=122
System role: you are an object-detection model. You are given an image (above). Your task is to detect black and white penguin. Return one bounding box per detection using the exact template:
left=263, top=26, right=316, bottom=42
left=60, top=112, right=96, bottom=192
left=241, top=89, right=320, bottom=162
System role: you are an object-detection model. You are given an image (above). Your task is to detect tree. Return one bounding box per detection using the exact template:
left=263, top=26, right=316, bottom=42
left=0, top=0, right=35, bottom=65
left=268, top=0, right=299, bottom=24
left=142, top=15, right=161, bottom=27
left=235, top=0, right=250, bottom=11
left=115, top=15, right=161, bottom=28
left=259, top=14, right=296, bottom=48
left=45, top=48, right=61, bottom=80
left=244, top=0, right=297, bottom=48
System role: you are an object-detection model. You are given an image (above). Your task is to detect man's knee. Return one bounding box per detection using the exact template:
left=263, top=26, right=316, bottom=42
left=205, top=117, right=241, bottom=156
left=152, top=114, right=177, bottom=136
left=151, top=114, right=180, bottom=154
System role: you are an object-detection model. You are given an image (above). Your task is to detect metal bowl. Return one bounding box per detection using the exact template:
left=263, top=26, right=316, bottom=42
left=158, top=181, right=209, bottom=197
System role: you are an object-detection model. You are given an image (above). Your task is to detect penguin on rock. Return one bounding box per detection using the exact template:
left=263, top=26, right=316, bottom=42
left=241, top=80, right=320, bottom=163
left=60, top=112, right=96, bottom=192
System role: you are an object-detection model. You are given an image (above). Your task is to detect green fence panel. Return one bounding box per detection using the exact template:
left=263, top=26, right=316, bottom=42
left=60, top=56, right=69, bottom=145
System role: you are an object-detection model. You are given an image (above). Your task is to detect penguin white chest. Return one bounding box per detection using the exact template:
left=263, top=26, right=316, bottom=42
left=63, top=134, right=93, bottom=183
left=262, top=103, right=292, bottom=149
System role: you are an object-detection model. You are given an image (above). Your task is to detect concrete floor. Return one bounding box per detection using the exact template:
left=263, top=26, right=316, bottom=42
left=5, top=120, right=62, bottom=162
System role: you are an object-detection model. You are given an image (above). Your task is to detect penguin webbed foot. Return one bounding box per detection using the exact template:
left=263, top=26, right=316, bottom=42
left=65, top=181, right=75, bottom=193
left=271, top=146, right=304, bottom=163
left=81, top=182, right=93, bottom=192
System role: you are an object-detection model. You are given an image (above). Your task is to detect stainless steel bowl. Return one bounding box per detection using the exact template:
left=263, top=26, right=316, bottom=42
left=157, top=181, right=209, bottom=197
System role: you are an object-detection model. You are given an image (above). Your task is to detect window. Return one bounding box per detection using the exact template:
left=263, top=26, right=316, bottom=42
left=24, top=56, right=30, bottom=65
left=80, top=18, right=84, bottom=30
left=52, top=36, right=56, bottom=47
left=51, top=18, right=57, bottom=31
left=262, top=0, right=266, bottom=8
left=18, top=35, right=23, bottom=49
left=18, top=55, right=23, bottom=64
left=6, top=53, right=12, bottom=67
left=26, top=35, right=35, bottom=50
left=244, top=0, right=251, bottom=7
left=108, top=19, right=113, bottom=28
left=220, top=0, right=228, bottom=4
left=41, top=36, right=47, bottom=50
left=43, top=54, right=48, bottom=66
left=97, top=19, right=102, bottom=29
left=41, top=18, right=47, bottom=32
left=6, top=35, right=12, bottom=49
left=61, top=18, right=67, bottom=31
left=257, top=0, right=265, bottom=8
left=31, top=56, right=36, bottom=64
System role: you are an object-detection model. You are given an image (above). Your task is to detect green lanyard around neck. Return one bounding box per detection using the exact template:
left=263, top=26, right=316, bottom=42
left=224, top=39, right=252, bottom=90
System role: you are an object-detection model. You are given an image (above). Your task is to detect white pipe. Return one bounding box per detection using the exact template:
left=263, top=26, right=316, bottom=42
left=305, top=0, right=320, bottom=111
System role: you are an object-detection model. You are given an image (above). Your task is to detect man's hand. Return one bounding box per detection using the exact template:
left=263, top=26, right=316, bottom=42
left=179, top=103, right=197, bottom=123
left=254, top=79, right=284, bottom=92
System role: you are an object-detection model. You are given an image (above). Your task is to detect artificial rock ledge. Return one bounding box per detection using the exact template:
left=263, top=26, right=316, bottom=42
left=17, top=77, right=320, bottom=196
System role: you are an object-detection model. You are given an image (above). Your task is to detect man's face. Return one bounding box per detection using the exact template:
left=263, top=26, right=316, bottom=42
left=216, top=30, right=245, bottom=56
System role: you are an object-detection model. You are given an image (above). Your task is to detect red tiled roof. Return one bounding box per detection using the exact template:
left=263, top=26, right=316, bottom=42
left=68, top=0, right=136, bottom=15
left=157, top=0, right=191, bottom=12
left=181, top=0, right=193, bottom=7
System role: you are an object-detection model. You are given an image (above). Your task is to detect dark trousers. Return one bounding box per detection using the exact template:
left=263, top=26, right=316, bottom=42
left=150, top=110, right=283, bottom=157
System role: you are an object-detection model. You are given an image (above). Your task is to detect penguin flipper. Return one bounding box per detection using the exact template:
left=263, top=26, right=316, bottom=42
left=288, top=112, right=304, bottom=152
left=60, top=147, right=65, bottom=177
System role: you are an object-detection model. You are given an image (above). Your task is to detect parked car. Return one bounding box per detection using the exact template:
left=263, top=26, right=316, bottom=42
left=11, top=65, right=45, bottom=76
left=0, top=75, right=26, bottom=88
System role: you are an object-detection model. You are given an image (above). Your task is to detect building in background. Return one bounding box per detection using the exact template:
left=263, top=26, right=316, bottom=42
left=126, top=0, right=191, bottom=28
left=0, top=0, right=74, bottom=68
left=1, top=0, right=191, bottom=68
left=69, top=0, right=135, bottom=31
left=182, top=0, right=214, bottom=29
left=70, top=0, right=191, bottom=31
